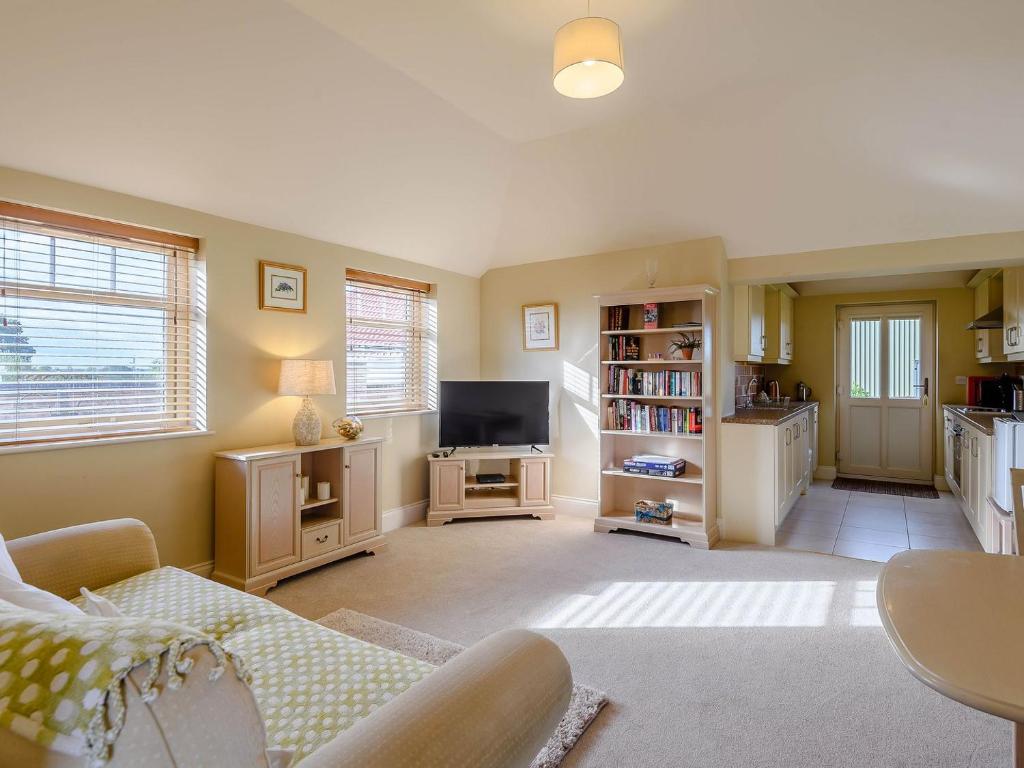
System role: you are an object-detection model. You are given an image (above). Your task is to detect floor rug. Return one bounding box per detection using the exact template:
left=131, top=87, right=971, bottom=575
left=831, top=477, right=940, bottom=498
left=317, top=607, right=607, bottom=768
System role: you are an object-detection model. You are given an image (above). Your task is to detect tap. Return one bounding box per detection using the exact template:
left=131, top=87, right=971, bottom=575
left=746, top=376, right=760, bottom=398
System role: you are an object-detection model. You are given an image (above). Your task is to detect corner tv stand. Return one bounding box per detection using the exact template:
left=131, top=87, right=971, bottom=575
left=427, top=449, right=554, bottom=526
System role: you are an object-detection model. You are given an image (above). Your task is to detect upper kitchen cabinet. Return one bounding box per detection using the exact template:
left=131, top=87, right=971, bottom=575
left=1002, top=266, right=1024, bottom=358
left=762, top=285, right=795, bottom=364
left=733, top=284, right=766, bottom=362
left=971, top=271, right=1005, bottom=363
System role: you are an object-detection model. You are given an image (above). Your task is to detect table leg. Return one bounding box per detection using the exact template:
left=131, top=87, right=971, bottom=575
left=1015, top=722, right=1023, bottom=768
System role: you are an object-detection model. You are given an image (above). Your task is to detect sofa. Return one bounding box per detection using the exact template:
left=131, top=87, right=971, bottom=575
left=1, top=519, right=573, bottom=767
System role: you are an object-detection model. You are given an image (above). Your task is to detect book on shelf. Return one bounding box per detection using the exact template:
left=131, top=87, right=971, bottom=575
left=606, top=398, right=702, bottom=434
left=623, top=466, right=686, bottom=478
left=606, top=366, right=702, bottom=397
left=608, top=305, right=630, bottom=331
left=643, top=302, right=659, bottom=329
left=608, top=335, right=641, bottom=361
left=624, top=455, right=687, bottom=470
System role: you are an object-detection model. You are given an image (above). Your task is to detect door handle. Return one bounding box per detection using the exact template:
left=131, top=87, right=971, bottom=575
left=912, top=378, right=929, bottom=397
left=786, top=427, right=791, bottom=446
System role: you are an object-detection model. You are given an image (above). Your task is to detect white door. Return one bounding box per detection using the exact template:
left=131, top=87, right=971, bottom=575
left=837, top=303, right=935, bottom=481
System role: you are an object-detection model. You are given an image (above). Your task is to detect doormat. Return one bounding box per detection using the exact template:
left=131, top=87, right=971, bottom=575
left=832, top=477, right=939, bottom=499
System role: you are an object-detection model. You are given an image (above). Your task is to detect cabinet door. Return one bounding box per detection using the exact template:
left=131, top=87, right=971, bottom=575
left=974, top=435, right=989, bottom=545
left=750, top=285, right=766, bottom=358
left=779, top=291, right=793, bottom=362
left=810, top=407, right=819, bottom=473
left=790, top=419, right=803, bottom=499
left=249, top=455, right=301, bottom=576
left=1004, top=268, right=1021, bottom=355
left=776, top=423, right=791, bottom=524
left=519, top=458, right=551, bottom=507
left=343, top=442, right=382, bottom=545
left=431, top=461, right=465, bottom=511
left=975, top=282, right=989, bottom=359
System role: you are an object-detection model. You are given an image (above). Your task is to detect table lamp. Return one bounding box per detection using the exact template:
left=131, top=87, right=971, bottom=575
left=278, top=359, right=336, bottom=446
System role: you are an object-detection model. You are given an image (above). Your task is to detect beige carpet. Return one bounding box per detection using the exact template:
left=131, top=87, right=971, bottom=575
left=317, top=607, right=607, bottom=768
left=269, top=514, right=1011, bottom=767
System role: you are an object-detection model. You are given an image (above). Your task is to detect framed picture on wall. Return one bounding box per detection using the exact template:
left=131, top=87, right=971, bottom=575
left=259, top=260, right=307, bottom=313
left=522, top=303, right=559, bottom=351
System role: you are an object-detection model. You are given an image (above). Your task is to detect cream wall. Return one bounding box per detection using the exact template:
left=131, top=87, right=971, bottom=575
left=767, top=287, right=1013, bottom=478
left=0, top=167, right=479, bottom=567
left=479, top=238, right=729, bottom=502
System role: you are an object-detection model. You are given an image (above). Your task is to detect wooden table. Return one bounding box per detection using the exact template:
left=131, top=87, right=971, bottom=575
left=878, top=550, right=1024, bottom=766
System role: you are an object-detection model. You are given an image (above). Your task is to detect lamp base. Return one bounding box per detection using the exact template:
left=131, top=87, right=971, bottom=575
left=293, top=397, right=322, bottom=446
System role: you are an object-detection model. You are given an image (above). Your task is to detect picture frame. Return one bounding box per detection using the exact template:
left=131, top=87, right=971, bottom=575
left=259, top=260, right=307, bottom=313
left=522, top=303, right=559, bottom=351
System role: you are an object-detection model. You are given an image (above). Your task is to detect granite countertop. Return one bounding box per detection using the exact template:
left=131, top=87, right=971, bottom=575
left=722, top=401, right=819, bottom=426
left=942, top=404, right=1006, bottom=436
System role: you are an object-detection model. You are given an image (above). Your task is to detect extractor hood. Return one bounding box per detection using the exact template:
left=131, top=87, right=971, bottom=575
left=966, top=307, right=1004, bottom=330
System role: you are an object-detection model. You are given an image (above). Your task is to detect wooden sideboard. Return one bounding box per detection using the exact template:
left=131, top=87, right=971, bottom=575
left=213, top=436, right=384, bottom=595
left=427, top=449, right=554, bottom=526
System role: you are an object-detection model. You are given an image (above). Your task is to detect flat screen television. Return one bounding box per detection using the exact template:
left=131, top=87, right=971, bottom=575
left=439, top=380, right=549, bottom=448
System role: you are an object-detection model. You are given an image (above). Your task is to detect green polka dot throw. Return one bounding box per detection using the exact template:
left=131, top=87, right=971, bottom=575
left=0, top=602, right=250, bottom=767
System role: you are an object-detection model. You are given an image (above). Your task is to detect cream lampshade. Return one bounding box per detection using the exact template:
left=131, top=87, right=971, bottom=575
left=278, top=359, right=336, bottom=446
left=552, top=16, right=624, bottom=99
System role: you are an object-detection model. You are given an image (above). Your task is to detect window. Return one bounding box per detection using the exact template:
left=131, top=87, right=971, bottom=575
left=849, top=317, right=880, bottom=398
left=0, top=202, right=205, bottom=447
left=345, top=269, right=437, bottom=415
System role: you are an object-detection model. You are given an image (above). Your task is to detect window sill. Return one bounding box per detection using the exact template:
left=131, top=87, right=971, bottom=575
left=0, top=429, right=215, bottom=456
left=352, top=409, right=438, bottom=421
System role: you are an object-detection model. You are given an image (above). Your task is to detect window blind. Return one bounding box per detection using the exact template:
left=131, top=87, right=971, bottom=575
left=0, top=203, right=205, bottom=447
left=345, top=270, right=437, bottom=415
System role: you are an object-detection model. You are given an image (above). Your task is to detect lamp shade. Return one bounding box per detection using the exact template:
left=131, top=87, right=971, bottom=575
left=553, top=17, right=624, bottom=99
left=278, top=359, right=336, bottom=396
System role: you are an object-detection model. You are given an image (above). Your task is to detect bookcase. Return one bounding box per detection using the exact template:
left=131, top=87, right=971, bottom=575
left=594, top=285, right=719, bottom=548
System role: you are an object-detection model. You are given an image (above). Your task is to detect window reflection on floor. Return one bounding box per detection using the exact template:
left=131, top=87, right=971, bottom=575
left=532, top=579, right=882, bottom=629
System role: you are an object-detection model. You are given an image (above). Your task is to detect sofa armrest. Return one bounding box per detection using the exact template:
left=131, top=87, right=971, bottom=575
left=7, top=518, right=159, bottom=600
left=302, top=628, right=572, bottom=768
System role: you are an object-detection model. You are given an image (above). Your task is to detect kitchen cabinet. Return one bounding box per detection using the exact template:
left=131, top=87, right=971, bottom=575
left=733, top=284, right=766, bottom=361
left=974, top=272, right=1005, bottom=362
left=723, top=403, right=817, bottom=543
left=1003, top=267, right=1024, bottom=356
left=943, top=413, right=956, bottom=491
left=958, top=422, right=991, bottom=547
left=763, top=286, right=795, bottom=364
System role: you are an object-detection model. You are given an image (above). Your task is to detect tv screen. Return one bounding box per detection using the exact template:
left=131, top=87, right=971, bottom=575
left=439, top=381, right=550, bottom=448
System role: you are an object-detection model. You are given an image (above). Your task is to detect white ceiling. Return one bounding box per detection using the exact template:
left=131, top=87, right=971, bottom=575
left=1, top=0, right=1023, bottom=276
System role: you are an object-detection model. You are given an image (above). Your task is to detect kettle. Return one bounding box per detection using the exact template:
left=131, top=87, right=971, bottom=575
left=796, top=381, right=812, bottom=402
left=767, top=380, right=781, bottom=400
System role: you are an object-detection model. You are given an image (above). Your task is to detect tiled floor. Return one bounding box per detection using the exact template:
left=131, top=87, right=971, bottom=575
left=776, top=481, right=982, bottom=562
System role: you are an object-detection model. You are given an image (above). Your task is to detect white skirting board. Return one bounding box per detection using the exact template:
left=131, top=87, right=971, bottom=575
left=552, top=495, right=599, bottom=518
left=814, top=465, right=837, bottom=481
left=383, top=499, right=428, bottom=532
left=186, top=560, right=214, bottom=578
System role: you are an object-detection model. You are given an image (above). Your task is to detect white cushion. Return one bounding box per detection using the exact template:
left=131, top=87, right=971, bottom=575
left=0, top=533, right=21, bottom=581
left=80, top=586, right=122, bottom=617
left=0, top=573, right=82, bottom=615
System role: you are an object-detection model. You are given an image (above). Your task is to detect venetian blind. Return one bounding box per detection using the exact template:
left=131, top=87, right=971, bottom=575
left=345, top=269, right=437, bottom=415
left=0, top=203, right=205, bottom=447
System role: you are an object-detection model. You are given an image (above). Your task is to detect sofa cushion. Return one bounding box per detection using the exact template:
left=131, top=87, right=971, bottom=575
left=82, top=568, right=434, bottom=762
left=0, top=572, right=82, bottom=615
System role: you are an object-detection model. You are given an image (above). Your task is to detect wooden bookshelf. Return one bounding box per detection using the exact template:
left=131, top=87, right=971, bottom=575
left=594, top=285, right=719, bottom=548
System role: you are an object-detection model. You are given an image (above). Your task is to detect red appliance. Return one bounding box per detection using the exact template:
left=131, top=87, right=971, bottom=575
left=966, top=376, right=996, bottom=406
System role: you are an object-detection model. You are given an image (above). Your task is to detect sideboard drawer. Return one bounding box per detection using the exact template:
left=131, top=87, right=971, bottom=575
left=301, top=521, right=341, bottom=559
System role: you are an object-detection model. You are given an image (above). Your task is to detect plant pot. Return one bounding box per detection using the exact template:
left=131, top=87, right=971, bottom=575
left=679, top=348, right=694, bottom=360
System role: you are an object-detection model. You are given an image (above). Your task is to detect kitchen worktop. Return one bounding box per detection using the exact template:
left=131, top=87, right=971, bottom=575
left=942, top=404, right=1012, bottom=436
left=722, top=401, right=818, bottom=426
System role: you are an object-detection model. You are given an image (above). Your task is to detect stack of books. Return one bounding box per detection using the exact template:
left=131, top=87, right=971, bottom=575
left=607, top=306, right=630, bottom=331
left=623, top=454, right=687, bottom=477
left=607, top=400, right=702, bottom=434
left=607, top=366, right=702, bottom=397
left=608, top=335, right=641, bottom=361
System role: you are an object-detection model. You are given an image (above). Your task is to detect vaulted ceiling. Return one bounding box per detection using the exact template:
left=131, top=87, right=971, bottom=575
left=1, top=0, right=1022, bottom=276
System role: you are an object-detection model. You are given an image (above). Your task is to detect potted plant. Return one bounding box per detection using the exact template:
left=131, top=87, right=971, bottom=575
left=669, top=332, right=702, bottom=360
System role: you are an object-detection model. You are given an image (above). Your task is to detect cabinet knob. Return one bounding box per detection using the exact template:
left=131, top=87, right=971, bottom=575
left=315, top=534, right=329, bottom=544
left=344, top=465, right=350, bottom=469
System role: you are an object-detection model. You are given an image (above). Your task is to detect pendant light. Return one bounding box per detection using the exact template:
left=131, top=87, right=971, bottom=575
left=552, top=2, right=624, bottom=99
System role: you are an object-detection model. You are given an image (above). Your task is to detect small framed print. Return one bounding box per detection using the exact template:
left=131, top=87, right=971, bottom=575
left=522, top=303, right=559, bottom=351
left=259, top=260, right=307, bottom=313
